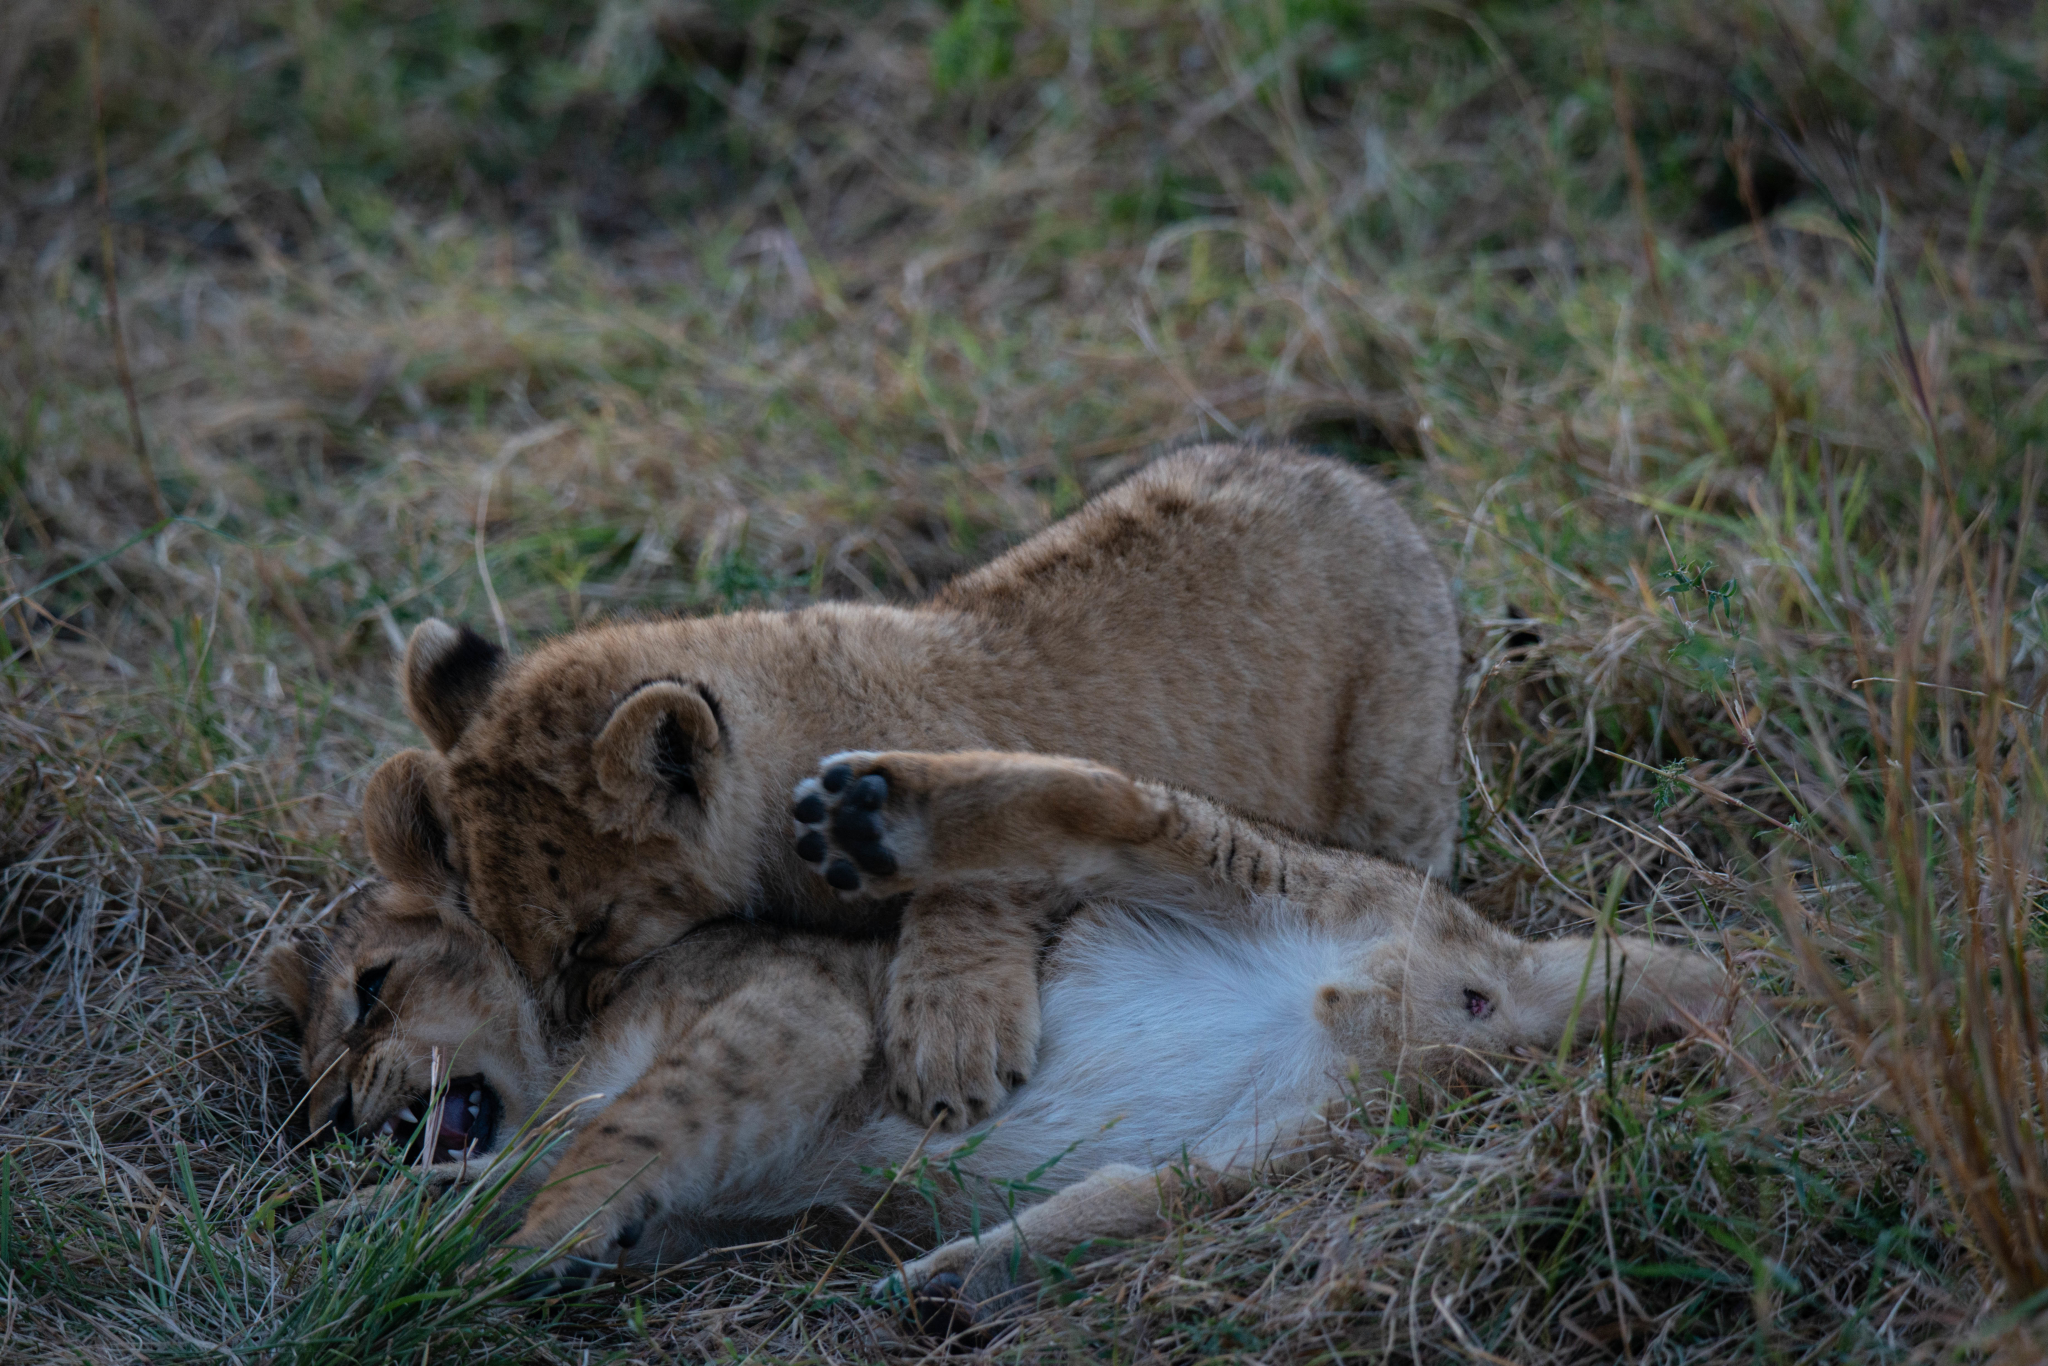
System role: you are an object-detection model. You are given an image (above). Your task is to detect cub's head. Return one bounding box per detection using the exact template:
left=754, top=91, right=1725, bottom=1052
left=260, top=881, right=557, bottom=1162
left=360, top=618, right=759, bottom=1014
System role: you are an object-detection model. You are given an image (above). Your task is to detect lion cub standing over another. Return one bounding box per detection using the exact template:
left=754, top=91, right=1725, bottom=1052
left=359, top=445, right=1457, bottom=1127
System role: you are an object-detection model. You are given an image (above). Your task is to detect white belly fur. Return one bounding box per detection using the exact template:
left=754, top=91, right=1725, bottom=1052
left=931, top=902, right=1366, bottom=1192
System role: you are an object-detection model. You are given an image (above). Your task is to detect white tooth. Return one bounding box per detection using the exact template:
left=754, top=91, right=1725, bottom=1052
left=379, top=1120, right=395, bottom=1137
left=396, top=1107, right=418, bottom=1123
left=468, top=1104, right=480, bottom=1118
left=469, top=1091, right=482, bottom=1105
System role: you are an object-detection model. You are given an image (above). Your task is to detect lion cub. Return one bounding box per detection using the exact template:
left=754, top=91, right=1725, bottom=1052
left=267, top=750, right=1743, bottom=1327
left=357, top=445, right=1458, bottom=1127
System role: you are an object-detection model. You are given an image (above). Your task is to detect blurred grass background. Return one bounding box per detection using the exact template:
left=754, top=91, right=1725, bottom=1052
left=1, top=0, right=2045, bottom=1360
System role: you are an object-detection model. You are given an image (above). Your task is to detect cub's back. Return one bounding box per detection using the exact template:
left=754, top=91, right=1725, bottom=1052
left=930, top=445, right=1458, bottom=868
left=938, top=445, right=1435, bottom=610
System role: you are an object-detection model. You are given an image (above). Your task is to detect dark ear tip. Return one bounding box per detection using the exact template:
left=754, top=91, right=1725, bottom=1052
left=450, top=621, right=503, bottom=656
left=402, top=620, right=505, bottom=751
left=413, top=620, right=505, bottom=672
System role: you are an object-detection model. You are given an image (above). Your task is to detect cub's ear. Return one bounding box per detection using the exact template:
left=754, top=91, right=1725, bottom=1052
left=402, top=619, right=504, bottom=752
left=362, top=749, right=451, bottom=887
left=259, top=926, right=326, bottom=1026
left=590, top=680, right=721, bottom=841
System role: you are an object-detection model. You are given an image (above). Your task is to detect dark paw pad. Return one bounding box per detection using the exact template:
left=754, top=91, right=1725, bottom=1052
left=832, top=806, right=883, bottom=844
left=909, top=1271, right=981, bottom=1342
left=852, top=844, right=898, bottom=877
left=794, top=759, right=902, bottom=893
left=830, top=778, right=898, bottom=872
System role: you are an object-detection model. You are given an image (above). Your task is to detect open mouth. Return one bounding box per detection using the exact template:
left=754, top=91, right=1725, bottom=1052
left=370, top=1074, right=501, bottom=1163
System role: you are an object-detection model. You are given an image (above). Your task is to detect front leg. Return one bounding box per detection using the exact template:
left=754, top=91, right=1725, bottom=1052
left=509, top=964, right=873, bottom=1279
left=883, top=879, right=1050, bottom=1129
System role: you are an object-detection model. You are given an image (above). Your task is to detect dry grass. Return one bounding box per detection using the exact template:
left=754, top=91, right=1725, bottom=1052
left=2, top=0, right=2044, bottom=1359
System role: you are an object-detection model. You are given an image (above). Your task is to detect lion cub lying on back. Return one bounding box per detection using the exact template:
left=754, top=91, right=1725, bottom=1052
left=355, top=445, right=1458, bottom=1129
left=267, top=751, right=1742, bottom=1326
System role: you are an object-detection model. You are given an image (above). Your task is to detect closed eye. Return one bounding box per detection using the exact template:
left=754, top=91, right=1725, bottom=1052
left=355, top=963, right=393, bottom=1023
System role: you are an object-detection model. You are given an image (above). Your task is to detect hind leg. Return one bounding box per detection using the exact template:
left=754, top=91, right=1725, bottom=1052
left=874, top=1160, right=1245, bottom=1337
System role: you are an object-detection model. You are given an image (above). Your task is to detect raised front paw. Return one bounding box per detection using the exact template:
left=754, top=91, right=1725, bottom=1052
left=790, top=752, right=929, bottom=897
